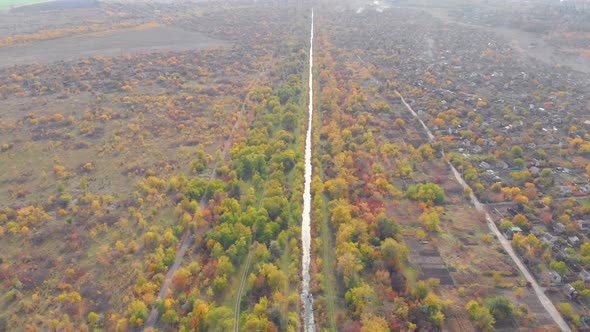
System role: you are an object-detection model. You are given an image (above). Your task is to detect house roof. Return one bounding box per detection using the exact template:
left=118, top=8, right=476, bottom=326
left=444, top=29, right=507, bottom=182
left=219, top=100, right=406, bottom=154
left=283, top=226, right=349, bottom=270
left=542, top=233, right=557, bottom=243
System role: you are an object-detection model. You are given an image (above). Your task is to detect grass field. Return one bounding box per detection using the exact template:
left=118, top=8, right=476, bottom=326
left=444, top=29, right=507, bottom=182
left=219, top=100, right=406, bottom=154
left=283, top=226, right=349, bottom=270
left=0, top=0, right=52, bottom=10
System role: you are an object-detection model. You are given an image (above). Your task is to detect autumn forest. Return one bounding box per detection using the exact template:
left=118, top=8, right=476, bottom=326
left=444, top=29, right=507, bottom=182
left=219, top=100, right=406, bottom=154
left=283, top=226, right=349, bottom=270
left=1, top=0, right=589, bottom=331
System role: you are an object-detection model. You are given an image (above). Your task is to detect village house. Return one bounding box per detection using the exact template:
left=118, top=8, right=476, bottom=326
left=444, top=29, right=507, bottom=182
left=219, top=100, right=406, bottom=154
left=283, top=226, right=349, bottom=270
left=541, top=233, right=558, bottom=246
left=554, top=222, right=566, bottom=235
left=559, top=186, right=573, bottom=196
left=531, top=225, right=548, bottom=237
left=547, top=270, right=562, bottom=284
left=568, top=236, right=581, bottom=247
left=579, top=269, right=590, bottom=282
left=479, top=161, right=491, bottom=169
left=578, top=220, right=590, bottom=233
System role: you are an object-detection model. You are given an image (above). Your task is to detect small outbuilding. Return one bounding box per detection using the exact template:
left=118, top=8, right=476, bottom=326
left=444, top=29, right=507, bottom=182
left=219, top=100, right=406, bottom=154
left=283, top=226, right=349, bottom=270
left=547, top=270, right=562, bottom=284
left=541, top=233, right=558, bottom=246
left=568, top=236, right=581, bottom=247
left=554, top=222, right=566, bottom=235
left=580, top=270, right=590, bottom=282
left=578, top=220, right=590, bottom=233
left=506, top=226, right=523, bottom=240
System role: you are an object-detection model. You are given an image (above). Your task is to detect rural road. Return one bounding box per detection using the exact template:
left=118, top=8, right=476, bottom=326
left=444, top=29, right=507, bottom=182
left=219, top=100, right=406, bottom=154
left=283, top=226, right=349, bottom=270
left=395, top=90, right=572, bottom=332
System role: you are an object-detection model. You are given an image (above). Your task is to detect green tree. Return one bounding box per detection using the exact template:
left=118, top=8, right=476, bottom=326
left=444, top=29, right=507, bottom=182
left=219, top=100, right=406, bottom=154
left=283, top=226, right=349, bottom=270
left=466, top=300, right=495, bottom=332
left=511, top=145, right=523, bottom=158
left=557, top=302, right=574, bottom=320
left=360, top=313, right=389, bottom=332
left=424, top=292, right=445, bottom=327
left=162, top=309, right=179, bottom=325
left=511, top=171, right=532, bottom=184
left=324, top=177, right=349, bottom=199
left=380, top=238, right=408, bottom=270
left=184, top=300, right=211, bottom=331
left=549, top=260, right=568, bottom=276
left=270, top=149, right=296, bottom=171
left=418, top=143, right=435, bottom=160
left=205, top=306, right=232, bottom=331
left=262, top=195, right=289, bottom=221
left=330, top=200, right=353, bottom=225
left=376, top=214, right=400, bottom=239
left=420, top=210, right=441, bottom=233
left=87, top=312, right=101, bottom=326
left=186, top=178, right=225, bottom=201
left=127, top=300, right=148, bottom=327
left=345, top=283, right=375, bottom=318
left=512, top=214, right=530, bottom=230
left=406, top=183, right=445, bottom=205
left=499, top=219, right=514, bottom=232
left=485, top=296, right=513, bottom=321
left=337, top=251, right=363, bottom=288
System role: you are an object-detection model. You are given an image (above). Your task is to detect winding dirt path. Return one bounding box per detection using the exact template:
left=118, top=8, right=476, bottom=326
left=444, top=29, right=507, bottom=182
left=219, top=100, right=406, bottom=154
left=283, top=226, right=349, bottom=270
left=145, top=231, right=192, bottom=328
left=233, top=246, right=253, bottom=332
left=144, top=72, right=261, bottom=331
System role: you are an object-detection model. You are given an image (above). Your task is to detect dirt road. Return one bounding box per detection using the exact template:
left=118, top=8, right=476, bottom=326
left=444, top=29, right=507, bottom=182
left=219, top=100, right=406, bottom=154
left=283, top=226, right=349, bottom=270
left=395, top=90, right=572, bottom=332
left=144, top=231, right=191, bottom=328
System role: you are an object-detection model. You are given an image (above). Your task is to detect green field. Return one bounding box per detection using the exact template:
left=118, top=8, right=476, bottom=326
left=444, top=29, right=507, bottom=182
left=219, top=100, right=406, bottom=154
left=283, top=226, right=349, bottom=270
left=0, top=0, right=51, bottom=10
